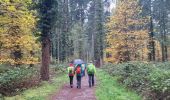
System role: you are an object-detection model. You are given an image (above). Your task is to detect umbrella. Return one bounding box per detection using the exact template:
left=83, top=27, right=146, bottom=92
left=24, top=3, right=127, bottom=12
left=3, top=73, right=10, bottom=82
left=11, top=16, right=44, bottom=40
left=73, top=59, right=84, bottom=65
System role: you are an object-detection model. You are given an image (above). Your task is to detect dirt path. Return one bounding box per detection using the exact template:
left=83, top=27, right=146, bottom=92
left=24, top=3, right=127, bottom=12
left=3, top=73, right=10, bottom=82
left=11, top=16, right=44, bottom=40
left=50, top=74, right=96, bottom=100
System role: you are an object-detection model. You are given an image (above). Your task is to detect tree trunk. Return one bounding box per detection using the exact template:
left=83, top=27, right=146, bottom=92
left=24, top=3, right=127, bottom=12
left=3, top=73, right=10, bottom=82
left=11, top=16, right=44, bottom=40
left=147, top=0, right=155, bottom=62
left=41, top=36, right=50, bottom=81
left=91, top=33, right=94, bottom=61
left=165, top=45, right=168, bottom=61
left=148, top=16, right=155, bottom=61
left=57, top=29, right=60, bottom=64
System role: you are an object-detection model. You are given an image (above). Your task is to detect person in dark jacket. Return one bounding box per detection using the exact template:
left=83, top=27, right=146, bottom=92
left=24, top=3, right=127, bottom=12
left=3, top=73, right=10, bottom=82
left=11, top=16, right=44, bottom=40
left=74, top=64, right=83, bottom=89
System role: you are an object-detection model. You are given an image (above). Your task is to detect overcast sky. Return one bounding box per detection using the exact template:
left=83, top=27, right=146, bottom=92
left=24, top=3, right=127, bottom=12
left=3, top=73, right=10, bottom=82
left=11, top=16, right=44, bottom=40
left=110, top=0, right=116, bottom=10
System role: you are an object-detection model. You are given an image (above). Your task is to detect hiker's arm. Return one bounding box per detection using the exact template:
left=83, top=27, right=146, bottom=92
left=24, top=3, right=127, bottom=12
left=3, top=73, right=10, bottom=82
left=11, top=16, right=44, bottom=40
left=94, top=65, right=96, bottom=74
left=74, top=67, right=76, bottom=72
left=67, top=67, right=69, bottom=73
left=86, top=66, right=89, bottom=72
left=81, top=67, right=83, bottom=73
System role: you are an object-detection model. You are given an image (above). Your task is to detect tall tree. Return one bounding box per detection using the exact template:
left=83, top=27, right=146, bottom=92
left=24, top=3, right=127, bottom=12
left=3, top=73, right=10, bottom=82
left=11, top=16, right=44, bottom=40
left=140, top=0, right=170, bottom=61
left=156, top=0, right=168, bottom=61
left=148, top=0, right=155, bottom=61
left=105, top=0, right=149, bottom=63
left=52, top=0, right=105, bottom=63
left=85, top=1, right=96, bottom=62
left=0, top=0, right=39, bottom=65
left=94, top=0, right=105, bottom=66
left=39, top=0, right=57, bottom=80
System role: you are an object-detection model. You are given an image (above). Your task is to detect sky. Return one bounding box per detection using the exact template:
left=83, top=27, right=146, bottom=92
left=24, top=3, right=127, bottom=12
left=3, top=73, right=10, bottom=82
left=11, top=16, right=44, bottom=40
left=107, top=0, right=116, bottom=12
left=110, top=0, right=116, bottom=10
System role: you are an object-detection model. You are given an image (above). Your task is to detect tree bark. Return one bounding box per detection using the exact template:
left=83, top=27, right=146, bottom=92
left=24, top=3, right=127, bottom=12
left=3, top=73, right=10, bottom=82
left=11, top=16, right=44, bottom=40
left=57, top=29, right=60, bottom=64
left=41, top=36, right=50, bottom=81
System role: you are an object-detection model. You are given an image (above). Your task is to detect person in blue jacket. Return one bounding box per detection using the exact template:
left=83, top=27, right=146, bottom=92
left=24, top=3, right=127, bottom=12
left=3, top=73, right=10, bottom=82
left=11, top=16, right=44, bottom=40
left=81, top=63, right=86, bottom=77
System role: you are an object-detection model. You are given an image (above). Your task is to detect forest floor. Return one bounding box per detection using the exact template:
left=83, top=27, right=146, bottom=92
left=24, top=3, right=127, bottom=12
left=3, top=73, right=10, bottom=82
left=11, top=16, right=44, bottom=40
left=49, top=74, right=96, bottom=100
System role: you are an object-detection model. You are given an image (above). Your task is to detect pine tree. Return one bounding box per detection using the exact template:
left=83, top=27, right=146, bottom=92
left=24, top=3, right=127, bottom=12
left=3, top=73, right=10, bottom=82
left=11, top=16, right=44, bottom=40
left=155, top=0, right=168, bottom=61
left=94, top=0, right=105, bottom=66
left=39, top=0, right=57, bottom=80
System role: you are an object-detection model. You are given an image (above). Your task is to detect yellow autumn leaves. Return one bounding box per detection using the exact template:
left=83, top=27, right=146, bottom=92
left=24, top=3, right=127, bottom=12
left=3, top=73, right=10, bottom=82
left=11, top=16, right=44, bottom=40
left=105, top=0, right=150, bottom=63
left=0, top=0, right=40, bottom=65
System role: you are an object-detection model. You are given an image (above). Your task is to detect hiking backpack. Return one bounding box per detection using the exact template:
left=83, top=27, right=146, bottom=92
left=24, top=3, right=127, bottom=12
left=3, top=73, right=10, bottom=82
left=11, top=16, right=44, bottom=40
left=68, top=67, right=74, bottom=76
left=88, top=65, right=94, bottom=74
left=76, top=66, right=81, bottom=74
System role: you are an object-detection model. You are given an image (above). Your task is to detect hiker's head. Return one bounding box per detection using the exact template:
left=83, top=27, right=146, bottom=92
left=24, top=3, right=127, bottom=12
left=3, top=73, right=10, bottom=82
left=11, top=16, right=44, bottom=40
left=81, top=64, right=85, bottom=67
left=69, top=63, right=73, bottom=67
left=89, top=61, right=93, bottom=64
left=77, top=64, right=81, bottom=67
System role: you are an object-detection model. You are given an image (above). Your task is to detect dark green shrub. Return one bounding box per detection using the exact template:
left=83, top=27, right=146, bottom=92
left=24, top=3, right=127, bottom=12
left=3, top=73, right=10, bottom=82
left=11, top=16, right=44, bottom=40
left=103, top=62, right=170, bottom=99
left=50, top=64, right=67, bottom=73
left=114, top=63, right=152, bottom=92
left=0, top=67, right=36, bottom=95
left=0, top=64, right=9, bottom=73
left=148, top=68, right=170, bottom=99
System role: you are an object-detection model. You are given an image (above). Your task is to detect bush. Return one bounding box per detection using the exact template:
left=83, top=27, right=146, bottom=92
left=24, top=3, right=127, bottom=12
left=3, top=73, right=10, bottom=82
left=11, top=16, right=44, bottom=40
left=103, top=62, right=170, bottom=99
left=4, top=73, right=68, bottom=100
left=0, top=64, right=9, bottom=73
left=0, top=67, right=37, bottom=95
left=148, top=69, right=170, bottom=99
left=50, top=63, right=67, bottom=73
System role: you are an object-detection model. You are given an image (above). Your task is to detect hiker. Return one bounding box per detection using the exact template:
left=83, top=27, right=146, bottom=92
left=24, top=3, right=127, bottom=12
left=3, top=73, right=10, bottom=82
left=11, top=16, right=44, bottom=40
left=87, top=61, right=96, bottom=87
left=74, top=64, right=83, bottom=89
left=81, top=63, right=86, bottom=77
left=67, top=63, right=75, bottom=88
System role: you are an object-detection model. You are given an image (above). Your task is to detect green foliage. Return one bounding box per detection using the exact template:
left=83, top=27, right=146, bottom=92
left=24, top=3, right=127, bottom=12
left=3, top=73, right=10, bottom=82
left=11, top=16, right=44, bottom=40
left=70, top=22, right=85, bottom=59
left=115, top=63, right=152, bottom=91
left=38, top=0, right=58, bottom=34
left=96, top=69, right=142, bottom=100
left=0, top=67, right=36, bottom=95
left=102, top=62, right=170, bottom=99
left=4, top=74, right=68, bottom=100
left=0, top=67, right=35, bottom=86
left=148, top=68, right=170, bottom=93
left=50, top=64, right=67, bottom=73
left=0, top=64, right=9, bottom=73
left=94, top=0, right=104, bottom=63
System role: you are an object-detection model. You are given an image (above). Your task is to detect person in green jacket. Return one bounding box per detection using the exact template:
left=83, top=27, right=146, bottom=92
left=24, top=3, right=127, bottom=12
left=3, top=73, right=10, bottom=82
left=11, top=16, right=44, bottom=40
left=87, top=61, right=96, bottom=87
left=67, top=63, right=75, bottom=88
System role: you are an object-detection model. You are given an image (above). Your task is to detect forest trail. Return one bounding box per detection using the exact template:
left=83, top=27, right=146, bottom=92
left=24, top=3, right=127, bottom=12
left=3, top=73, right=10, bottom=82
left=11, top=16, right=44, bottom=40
left=50, top=74, right=96, bottom=100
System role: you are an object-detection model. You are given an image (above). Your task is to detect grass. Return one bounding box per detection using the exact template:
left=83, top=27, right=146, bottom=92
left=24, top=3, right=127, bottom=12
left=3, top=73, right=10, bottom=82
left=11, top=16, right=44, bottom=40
left=95, top=69, right=142, bottom=100
left=4, top=74, right=68, bottom=100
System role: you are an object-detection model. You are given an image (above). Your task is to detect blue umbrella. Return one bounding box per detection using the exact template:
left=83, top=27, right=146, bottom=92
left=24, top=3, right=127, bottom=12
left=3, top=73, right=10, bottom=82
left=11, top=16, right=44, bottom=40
left=73, top=59, right=84, bottom=65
